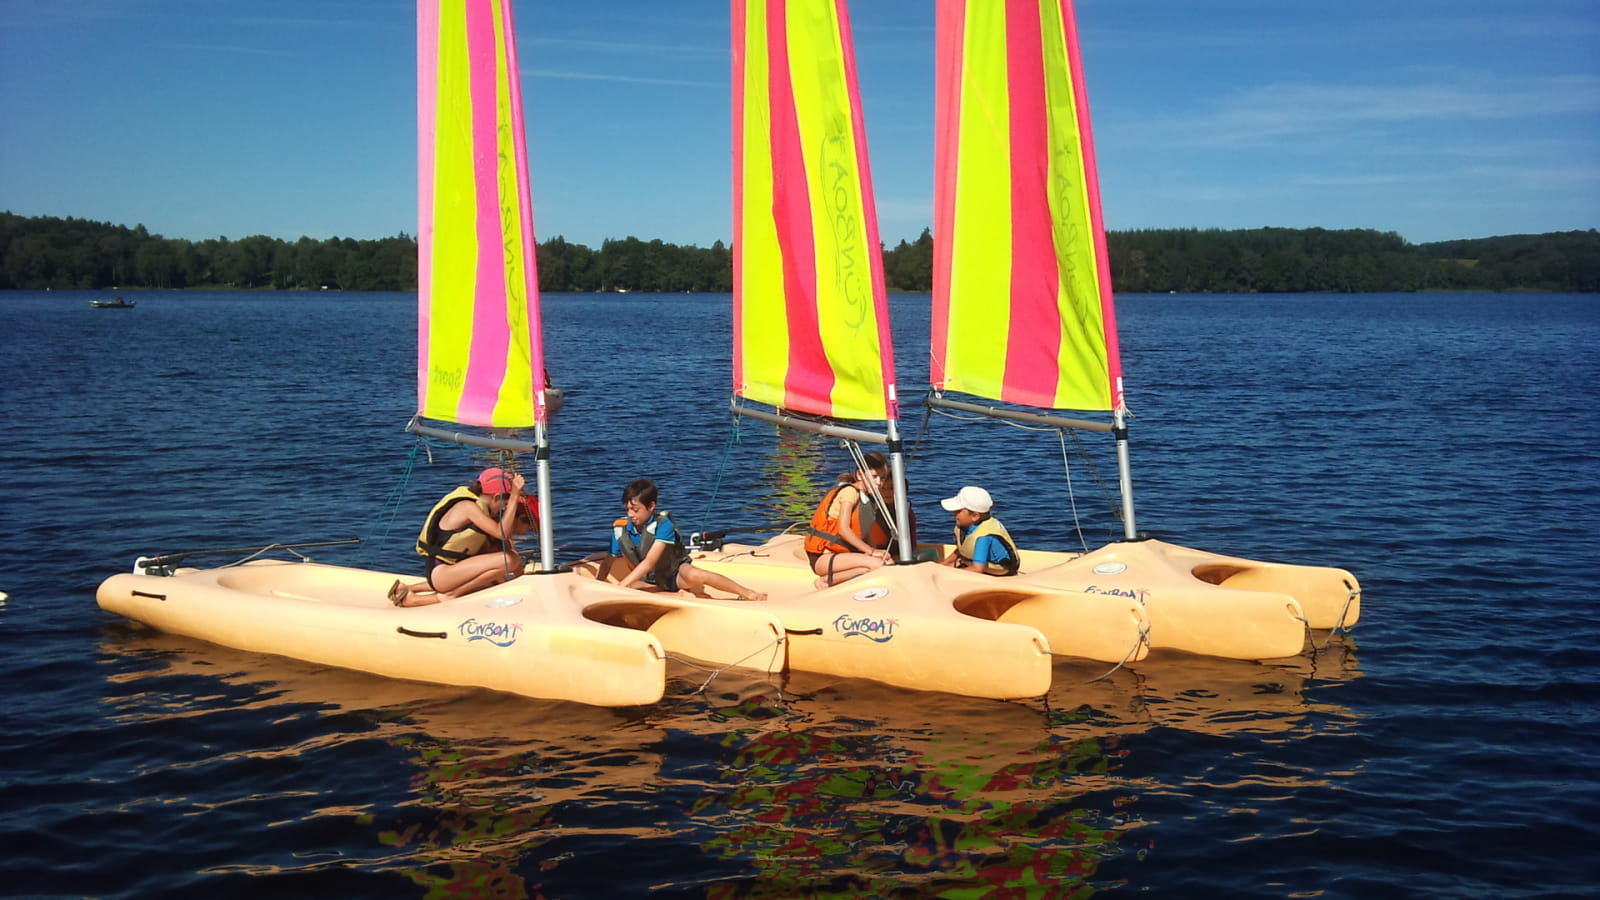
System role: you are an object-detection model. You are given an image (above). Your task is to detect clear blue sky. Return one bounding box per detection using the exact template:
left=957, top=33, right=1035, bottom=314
left=2, top=0, right=1596, bottom=248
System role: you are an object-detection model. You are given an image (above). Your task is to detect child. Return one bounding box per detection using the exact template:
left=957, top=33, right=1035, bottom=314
left=591, top=478, right=766, bottom=602
left=939, top=486, right=1020, bottom=576
left=391, top=467, right=535, bottom=607
left=803, top=452, right=893, bottom=588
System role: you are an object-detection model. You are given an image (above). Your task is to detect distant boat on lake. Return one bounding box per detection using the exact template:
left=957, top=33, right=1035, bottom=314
left=90, top=297, right=135, bottom=309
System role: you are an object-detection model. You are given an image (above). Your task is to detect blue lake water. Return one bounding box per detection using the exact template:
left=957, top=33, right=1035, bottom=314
left=3, top=289, right=1598, bottom=899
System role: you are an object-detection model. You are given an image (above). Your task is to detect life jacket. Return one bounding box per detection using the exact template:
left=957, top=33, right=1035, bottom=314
left=804, top=483, right=859, bottom=555
left=613, top=511, right=688, bottom=587
left=415, top=486, right=495, bottom=562
left=953, top=516, right=1020, bottom=576
left=856, top=496, right=915, bottom=550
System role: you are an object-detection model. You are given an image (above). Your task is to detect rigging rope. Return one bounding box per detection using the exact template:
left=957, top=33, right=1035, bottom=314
left=923, top=404, right=1122, bottom=547
left=352, top=438, right=425, bottom=567
left=664, top=634, right=787, bottom=695
left=842, top=438, right=897, bottom=547
left=1086, top=615, right=1153, bottom=684
left=699, top=421, right=743, bottom=530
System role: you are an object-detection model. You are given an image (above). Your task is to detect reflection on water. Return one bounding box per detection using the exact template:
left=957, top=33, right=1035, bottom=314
left=102, top=629, right=661, bottom=898
left=1047, top=637, right=1363, bottom=739
left=754, top=428, right=832, bottom=532
left=98, top=622, right=1360, bottom=898
left=678, top=680, right=1132, bottom=898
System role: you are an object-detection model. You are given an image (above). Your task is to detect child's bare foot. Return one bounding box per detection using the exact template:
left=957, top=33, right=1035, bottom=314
left=737, top=591, right=767, bottom=602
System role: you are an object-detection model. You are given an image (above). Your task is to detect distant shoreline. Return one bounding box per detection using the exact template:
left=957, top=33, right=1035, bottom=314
left=4, top=212, right=1595, bottom=294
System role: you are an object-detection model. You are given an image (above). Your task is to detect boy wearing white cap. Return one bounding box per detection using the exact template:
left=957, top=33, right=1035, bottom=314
left=939, top=486, right=1019, bottom=576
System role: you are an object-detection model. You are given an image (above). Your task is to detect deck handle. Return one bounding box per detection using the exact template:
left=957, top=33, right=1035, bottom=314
left=397, top=627, right=448, bottom=639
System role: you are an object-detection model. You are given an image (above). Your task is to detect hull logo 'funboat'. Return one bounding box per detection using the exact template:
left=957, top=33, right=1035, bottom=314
left=833, top=613, right=898, bottom=643
left=459, top=618, right=524, bottom=648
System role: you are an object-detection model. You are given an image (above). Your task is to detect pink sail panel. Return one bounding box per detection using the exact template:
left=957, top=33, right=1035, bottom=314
left=417, top=0, right=547, bottom=429
left=932, top=0, right=1123, bottom=413
left=733, top=0, right=898, bottom=422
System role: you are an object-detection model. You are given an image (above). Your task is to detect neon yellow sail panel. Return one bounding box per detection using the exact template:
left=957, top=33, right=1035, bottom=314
left=931, top=0, right=1123, bottom=413
left=417, top=0, right=548, bottom=428
left=732, top=0, right=898, bottom=422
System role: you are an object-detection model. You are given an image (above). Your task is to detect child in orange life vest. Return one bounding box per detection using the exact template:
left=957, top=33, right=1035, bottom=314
left=587, top=478, right=767, bottom=602
left=390, top=467, right=537, bottom=607
left=939, top=485, right=1020, bottom=576
left=804, top=452, right=893, bottom=588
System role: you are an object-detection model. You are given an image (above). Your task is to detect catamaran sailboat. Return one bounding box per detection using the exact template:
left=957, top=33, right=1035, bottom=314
left=919, top=0, right=1360, bottom=658
left=701, top=0, right=1358, bottom=666
left=96, top=0, right=784, bottom=707
left=681, top=0, right=1154, bottom=698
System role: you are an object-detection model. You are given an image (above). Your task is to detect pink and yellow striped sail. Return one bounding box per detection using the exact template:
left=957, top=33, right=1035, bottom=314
left=932, top=0, right=1123, bottom=413
left=732, top=0, right=898, bottom=422
left=416, top=0, right=547, bottom=428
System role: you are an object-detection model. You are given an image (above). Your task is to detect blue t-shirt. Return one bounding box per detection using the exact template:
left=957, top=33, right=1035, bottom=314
left=959, top=523, right=1012, bottom=568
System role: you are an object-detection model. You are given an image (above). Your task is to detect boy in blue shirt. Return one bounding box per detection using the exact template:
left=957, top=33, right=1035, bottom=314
left=939, top=486, right=1020, bottom=576
left=591, top=479, right=766, bottom=602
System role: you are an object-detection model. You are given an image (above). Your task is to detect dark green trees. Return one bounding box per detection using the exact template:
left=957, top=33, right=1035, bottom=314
left=2, top=212, right=1594, bottom=293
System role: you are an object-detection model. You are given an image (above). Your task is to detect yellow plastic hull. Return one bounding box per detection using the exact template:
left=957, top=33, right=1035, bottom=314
left=1014, top=538, right=1360, bottom=658
left=97, top=560, right=784, bottom=707
left=690, top=535, right=1147, bottom=697
left=699, top=534, right=1358, bottom=662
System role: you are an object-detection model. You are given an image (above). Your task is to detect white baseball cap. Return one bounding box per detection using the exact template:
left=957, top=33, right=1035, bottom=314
left=940, top=486, right=993, bottom=513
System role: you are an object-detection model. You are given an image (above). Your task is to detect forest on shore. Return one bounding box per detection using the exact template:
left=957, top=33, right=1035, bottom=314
left=2, top=211, right=1595, bottom=294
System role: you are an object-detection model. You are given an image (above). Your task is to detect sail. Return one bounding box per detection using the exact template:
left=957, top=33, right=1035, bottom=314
left=732, top=0, right=897, bottom=422
left=417, top=0, right=548, bottom=429
left=931, top=0, right=1122, bottom=414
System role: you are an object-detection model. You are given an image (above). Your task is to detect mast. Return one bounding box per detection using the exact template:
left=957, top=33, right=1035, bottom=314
left=731, top=0, right=913, bottom=562
left=930, top=0, right=1136, bottom=541
left=415, top=0, right=558, bottom=572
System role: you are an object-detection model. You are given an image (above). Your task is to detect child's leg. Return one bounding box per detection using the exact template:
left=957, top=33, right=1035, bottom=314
left=678, top=563, right=766, bottom=602
left=432, top=552, right=519, bottom=599
left=812, top=552, right=883, bottom=587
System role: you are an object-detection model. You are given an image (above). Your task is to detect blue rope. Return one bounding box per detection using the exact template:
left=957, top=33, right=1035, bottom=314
left=700, top=418, right=743, bottom=527
left=352, top=439, right=425, bottom=567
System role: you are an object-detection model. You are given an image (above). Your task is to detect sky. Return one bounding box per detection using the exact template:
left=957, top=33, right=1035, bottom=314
left=1, top=0, right=1596, bottom=249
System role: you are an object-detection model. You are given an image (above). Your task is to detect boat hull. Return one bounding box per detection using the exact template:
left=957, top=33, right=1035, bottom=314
left=699, top=534, right=1358, bottom=663
left=1005, top=538, right=1359, bottom=659
left=97, top=560, right=785, bottom=707
left=687, top=535, right=1147, bottom=698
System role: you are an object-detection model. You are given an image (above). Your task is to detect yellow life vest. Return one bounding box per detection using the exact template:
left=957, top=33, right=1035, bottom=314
left=415, top=486, right=494, bottom=562
left=954, top=516, right=1019, bottom=576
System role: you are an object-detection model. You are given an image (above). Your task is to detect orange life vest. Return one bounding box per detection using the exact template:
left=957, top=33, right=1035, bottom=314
left=803, top=483, right=859, bottom=555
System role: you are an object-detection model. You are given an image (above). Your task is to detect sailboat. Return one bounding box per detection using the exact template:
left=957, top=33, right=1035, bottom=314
left=683, top=0, right=1152, bottom=699
left=924, top=0, right=1361, bottom=658
left=96, top=0, right=784, bottom=707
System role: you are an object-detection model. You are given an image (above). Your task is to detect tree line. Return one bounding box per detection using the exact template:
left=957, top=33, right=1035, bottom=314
left=3, top=211, right=1595, bottom=294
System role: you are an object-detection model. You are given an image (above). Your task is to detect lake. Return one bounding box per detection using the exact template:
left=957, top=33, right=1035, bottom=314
left=3, top=289, right=1597, bottom=899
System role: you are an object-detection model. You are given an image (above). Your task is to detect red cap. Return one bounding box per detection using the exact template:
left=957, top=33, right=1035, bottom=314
left=478, top=467, right=517, bottom=495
